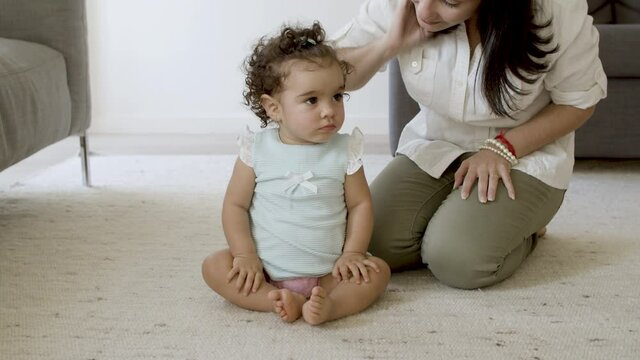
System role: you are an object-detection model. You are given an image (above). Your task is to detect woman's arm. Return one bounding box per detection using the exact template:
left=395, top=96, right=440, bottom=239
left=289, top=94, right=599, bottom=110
left=337, top=0, right=429, bottom=91
left=454, top=103, right=596, bottom=203
left=503, top=104, right=595, bottom=158
left=337, top=41, right=390, bottom=91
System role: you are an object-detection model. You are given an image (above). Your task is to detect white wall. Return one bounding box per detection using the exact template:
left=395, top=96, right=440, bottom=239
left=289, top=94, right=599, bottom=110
left=86, top=0, right=389, bottom=135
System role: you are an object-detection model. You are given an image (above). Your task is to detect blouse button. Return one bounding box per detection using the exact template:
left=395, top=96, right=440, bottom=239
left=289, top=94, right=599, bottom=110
left=411, top=61, right=418, bottom=67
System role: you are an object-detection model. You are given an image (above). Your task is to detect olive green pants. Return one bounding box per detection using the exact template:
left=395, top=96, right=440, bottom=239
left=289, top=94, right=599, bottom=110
left=369, top=155, right=565, bottom=289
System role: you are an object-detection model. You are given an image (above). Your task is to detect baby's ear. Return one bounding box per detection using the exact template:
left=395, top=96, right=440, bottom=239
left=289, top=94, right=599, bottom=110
left=260, top=94, right=281, bottom=122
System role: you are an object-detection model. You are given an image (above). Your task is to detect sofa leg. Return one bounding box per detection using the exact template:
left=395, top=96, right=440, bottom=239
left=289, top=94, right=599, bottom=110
left=80, top=134, right=91, bottom=187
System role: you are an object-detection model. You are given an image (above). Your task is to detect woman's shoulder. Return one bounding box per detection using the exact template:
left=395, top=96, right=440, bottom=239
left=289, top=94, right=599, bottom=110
left=536, top=0, right=589, bottom=20
left=535, top=0, right=591, bottom=44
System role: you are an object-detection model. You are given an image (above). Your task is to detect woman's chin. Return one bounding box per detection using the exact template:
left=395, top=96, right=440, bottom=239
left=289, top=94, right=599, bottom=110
left=420, top=21, right=444, bottom=32
left=423, top=23, right=460, bottom=35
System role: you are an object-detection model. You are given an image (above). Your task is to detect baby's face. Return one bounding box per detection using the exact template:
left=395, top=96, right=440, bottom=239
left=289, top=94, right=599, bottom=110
left=272, top=59, right=346, bottom=145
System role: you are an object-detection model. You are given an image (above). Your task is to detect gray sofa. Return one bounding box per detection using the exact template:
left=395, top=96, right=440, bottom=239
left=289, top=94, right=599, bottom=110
left=388, top=0, right=640, bottom=158
left=0, top=0, right=91, bottom=184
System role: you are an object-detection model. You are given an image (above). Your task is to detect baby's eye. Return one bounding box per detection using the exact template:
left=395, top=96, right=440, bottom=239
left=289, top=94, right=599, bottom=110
left=305, top=97, right=318, bottom=105
left=334, top=92, right=350, bottom=102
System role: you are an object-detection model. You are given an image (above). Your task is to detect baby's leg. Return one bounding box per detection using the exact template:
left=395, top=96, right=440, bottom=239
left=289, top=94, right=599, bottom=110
left=302, top=256, right=390, bottom=325
left=201, top=249, right=304, bottom=322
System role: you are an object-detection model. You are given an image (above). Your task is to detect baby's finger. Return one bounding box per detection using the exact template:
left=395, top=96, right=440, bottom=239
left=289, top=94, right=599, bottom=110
left=348, top=264, right=361, bottom=284
left=332, top=266, right=341, bottom=280
left=235, top=270, right=247, bottom=291
left=339, top=266, right=350, bottom=282
left=252, top=272, right=263, bottom=293
left=226, top=267, right=239, bottom=283
left=243, top=273, right=255, bottom=296
left=363, top=259, right=380, bottom=272
left=356, top=262, right=370, bottom=283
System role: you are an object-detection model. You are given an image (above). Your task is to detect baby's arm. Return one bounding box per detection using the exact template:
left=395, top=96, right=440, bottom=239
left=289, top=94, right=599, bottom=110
left=222, top=157, right=263, bottom=295
left=333, top=167, right=380, bottom=284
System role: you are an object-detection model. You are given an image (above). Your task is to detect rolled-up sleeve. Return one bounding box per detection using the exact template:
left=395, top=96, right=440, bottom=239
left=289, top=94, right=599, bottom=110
left=544, top=0, right=607, bottom=109
left=329, top=0, right=394, bottom=48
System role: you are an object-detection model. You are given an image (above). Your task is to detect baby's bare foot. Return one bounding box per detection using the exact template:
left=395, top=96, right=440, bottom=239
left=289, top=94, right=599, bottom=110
left=302, top=286, right=333, bottom=326
left=267, top=289, right=304, bottom=323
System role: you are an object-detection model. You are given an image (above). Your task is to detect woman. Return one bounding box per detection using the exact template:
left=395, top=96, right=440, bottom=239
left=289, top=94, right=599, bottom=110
left=331, top=0, right=606, bottom=289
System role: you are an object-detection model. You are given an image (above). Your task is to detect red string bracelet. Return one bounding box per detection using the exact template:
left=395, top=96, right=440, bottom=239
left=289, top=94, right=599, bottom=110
left=495, top=130, right=517, bottom=158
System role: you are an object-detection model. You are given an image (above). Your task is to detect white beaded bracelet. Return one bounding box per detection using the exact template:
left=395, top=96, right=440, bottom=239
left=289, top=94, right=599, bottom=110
left=485, top=138, right=518, bottom=164
left=480, top=143, right=519, bottom=166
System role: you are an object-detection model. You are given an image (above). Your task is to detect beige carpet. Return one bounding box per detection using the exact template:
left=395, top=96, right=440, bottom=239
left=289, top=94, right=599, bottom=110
left=1, top=155, right=639, bottom=359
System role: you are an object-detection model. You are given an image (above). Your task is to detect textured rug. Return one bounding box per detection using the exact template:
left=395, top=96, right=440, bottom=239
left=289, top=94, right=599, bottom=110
left=1, top=155, right=639, bottom=360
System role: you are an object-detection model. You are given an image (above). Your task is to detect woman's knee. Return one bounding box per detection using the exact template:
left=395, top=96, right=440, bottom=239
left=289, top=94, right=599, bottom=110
left=369, top=232, right=423, bottom=271
left=424, top=238, right=502, bottom=290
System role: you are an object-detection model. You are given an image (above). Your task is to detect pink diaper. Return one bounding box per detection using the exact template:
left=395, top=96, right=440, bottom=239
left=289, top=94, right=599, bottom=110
left=270, top=277, right=319, bottom=298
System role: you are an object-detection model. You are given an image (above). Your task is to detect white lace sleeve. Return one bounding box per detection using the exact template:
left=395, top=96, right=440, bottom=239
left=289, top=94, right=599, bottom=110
left=237, top=126, right=255, bottom=167
left=346, top=127, right=364, bottom=175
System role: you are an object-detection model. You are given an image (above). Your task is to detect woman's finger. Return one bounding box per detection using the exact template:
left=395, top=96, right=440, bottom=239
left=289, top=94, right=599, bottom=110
left=477, top=169, right=489, bottom=203
left=453, top=162, right=468, bottom=190
left=461, top=170, right=478, bottom=200
left=499, top=167, right=516, bottom=200
left=487, top=171, right=500, bottom=202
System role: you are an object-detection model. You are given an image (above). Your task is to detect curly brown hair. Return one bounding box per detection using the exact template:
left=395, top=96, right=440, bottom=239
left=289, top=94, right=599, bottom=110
left=242, top=21, right=352, bottom=127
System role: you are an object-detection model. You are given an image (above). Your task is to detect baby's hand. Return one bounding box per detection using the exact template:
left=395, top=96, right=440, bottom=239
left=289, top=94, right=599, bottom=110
left=227, top=253, right=264, bottom=296
left=332, top=252, right=381, bottom=285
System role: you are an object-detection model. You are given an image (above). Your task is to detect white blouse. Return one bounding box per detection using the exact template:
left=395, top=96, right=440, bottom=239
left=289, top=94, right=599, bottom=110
left=331, top=0, right=607, bottom=189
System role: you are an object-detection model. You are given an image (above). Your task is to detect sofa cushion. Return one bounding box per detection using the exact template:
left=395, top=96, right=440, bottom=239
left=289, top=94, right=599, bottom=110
left=588, top=0, right=640, bottom=24
left=596, top=24, right=640, bottom=78
left=575, top=78, right=640, bottom=158
left=0, top=38, right=72, bottom=170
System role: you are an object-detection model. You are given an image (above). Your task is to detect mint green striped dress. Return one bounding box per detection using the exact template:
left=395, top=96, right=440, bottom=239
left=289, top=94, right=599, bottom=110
left=239, top=127, right=363, bottom=281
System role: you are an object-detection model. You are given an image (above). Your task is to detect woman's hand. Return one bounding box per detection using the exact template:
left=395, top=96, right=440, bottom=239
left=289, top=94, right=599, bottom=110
left=226, top=253, right=264, bottom=296
left=384, top=0, right=432, bottom=56
left=453, top=150, right=516, bottom=203
left=332, top=252, right=381, bottom=285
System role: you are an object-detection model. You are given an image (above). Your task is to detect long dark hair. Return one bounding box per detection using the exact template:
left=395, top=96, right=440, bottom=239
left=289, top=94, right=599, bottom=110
left=477, top=0, right=558, bottom=117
